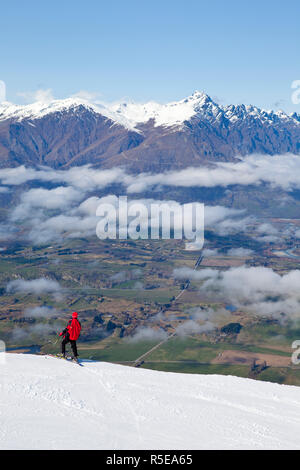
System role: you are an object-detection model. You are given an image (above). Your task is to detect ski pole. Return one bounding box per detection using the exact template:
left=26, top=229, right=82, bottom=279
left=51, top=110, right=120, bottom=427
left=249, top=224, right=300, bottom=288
left=45, top=337, right=59, bottom=346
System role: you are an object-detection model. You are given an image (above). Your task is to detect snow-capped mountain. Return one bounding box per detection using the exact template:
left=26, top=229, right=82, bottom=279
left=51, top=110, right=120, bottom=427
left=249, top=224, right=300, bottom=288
left=110, top=91, right=224, bottom=128
left=111, top=90, right=300, bottom=129
left=0, top=97, right=137, bottom=131
left=2, top=91, right=297, bottom=130
left=0, top=92, right=299, bottom=171
left=2, top=354, right=300, bottom=450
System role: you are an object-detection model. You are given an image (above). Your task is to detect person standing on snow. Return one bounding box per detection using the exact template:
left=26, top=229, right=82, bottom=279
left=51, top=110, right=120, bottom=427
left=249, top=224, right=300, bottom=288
left=59, top=312, right=81, bottom=360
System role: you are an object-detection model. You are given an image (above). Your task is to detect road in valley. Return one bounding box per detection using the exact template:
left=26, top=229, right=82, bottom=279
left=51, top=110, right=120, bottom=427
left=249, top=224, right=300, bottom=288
left=134, top=252, right=203, bottom=366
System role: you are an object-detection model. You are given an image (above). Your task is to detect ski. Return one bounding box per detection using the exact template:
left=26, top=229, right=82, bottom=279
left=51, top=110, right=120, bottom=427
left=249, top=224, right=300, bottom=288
left=71, top=357, right=84, bottom=367
left=68, top=355, right=84, bottom=366
left=46, top=353, right=67, bottom=360
left=45, top=354, right=83, bottom=366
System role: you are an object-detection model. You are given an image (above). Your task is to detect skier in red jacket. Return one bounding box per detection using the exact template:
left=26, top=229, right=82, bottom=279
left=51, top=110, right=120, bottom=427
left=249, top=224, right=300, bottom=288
left=59, top=312, right=81, bottom=360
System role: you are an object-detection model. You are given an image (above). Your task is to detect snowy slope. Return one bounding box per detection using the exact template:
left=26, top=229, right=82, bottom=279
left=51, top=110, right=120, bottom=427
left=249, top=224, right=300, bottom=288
left=110, top=91, right=217, bottom=128
left=0, top=92, right=210, bottom=129
left=0, top=98, right=136, bottom=131
left=1, top=92, right=298, bottom=131
left=110, top=91, right=300, bottom=129
left=1, top=354, right=300, bottom=450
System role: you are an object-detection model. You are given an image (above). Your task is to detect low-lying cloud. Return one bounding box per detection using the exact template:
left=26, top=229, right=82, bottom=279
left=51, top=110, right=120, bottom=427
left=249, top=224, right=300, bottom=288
left=176, top=319, right=215, bottom=336
left=23, top=306, right=59, bottom=318
left=11, top=322, right=61, bottom=341
left=227, top=247, right=253, bottom=257
left=128, top=326, right=168, bottom=343
left=125, top=154, right=300, bottom=193
left=2, top=155, right=300, bottom=246
left=174, top=265, right=300, bottom=323
left=3, top=153, right=300, bottom=194
left=7, top=278, right=62, bottom=298
left=8, top=186, right=253, bottom=245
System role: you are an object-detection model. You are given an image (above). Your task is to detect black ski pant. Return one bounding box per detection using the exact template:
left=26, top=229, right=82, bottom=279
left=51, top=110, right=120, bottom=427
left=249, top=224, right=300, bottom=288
left=61, top=336, right=78, bottom=357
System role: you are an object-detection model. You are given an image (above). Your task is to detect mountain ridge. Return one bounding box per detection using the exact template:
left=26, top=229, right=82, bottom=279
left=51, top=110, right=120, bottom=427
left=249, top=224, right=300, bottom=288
left=1, top=91, right=299, bottom=130
left=0, top=91, right=299, bottom=171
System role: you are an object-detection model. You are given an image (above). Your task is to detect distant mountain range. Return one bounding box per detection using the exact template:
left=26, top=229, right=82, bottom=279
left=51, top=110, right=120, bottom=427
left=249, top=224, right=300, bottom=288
left=0, top=91, right=299, bottom=172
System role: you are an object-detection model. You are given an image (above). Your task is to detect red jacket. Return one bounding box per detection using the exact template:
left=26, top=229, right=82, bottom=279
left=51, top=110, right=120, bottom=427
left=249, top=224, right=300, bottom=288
left=60, top=316, right=81, bottom=341
left=67, top=318, right=81, bottom=340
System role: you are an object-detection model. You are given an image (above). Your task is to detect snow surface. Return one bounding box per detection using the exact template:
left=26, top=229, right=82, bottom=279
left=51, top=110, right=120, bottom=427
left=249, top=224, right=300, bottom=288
left=0, top=98, right=137, bottom=131
left=110, top=91, right=215, bottom=128
left=1, top=91, right=298, bottom=131
left=1, top=354, right=300, bottom=450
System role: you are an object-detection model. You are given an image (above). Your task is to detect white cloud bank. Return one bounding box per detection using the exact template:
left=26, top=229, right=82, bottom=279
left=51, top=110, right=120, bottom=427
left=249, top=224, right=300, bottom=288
left=174, top=265, right=300, bottom=322
left=23, top=306, right=59, bottom=318
left=125, top=154, right=300, bottom=193
left=8, top=184, right=252, bottom=245
left=2, top=153, right=300, bottom=193
left=7, top=278, right=62, bottom=299
left=2, top=153, right=300, bottom=245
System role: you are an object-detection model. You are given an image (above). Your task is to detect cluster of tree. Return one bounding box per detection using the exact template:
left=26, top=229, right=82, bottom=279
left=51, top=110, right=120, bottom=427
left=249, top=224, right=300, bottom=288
left=221, top=323, right=242, bottom=335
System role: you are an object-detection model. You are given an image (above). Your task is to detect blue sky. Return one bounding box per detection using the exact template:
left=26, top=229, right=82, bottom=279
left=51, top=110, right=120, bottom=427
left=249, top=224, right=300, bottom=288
left=1, top=0, right=300, bottom=111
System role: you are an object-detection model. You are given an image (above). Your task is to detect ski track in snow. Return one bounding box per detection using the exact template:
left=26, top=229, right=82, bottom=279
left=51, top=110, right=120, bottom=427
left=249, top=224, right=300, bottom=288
left=1, top=354, right=300, bottom=449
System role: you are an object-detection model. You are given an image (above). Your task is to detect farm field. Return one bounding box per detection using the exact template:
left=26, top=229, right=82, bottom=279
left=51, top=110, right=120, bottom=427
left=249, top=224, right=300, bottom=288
left=2, top=225, right=300, bottom=386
